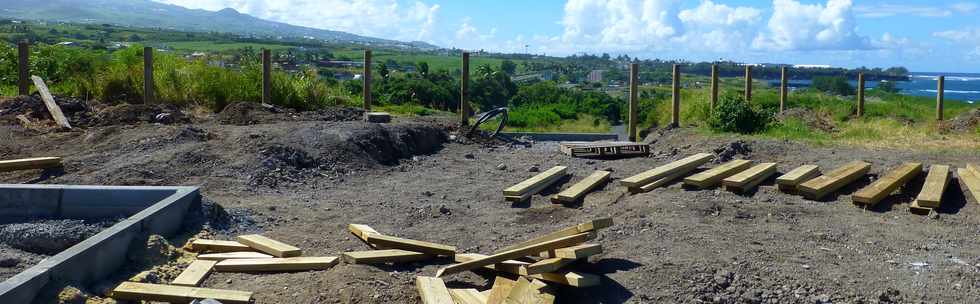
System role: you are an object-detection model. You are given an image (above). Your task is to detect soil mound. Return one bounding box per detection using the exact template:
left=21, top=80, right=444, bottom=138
left=948, top=109, right=980, bottom=132
left=0, top=94, right=97, bottom=127
left=218, top=101, right=365, bottom=125
left=777, top=108, right=837, bottom=132
left=96, top=103, right=188, bottom=126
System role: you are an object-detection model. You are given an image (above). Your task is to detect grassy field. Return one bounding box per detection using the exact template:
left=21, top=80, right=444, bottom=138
left=333, top=50, right=523, bottom=74
left=159, top=41, right=293, bottom=52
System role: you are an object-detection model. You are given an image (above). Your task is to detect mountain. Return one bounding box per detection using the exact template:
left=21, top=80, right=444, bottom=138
left=0, top=0, right=437, bottom=49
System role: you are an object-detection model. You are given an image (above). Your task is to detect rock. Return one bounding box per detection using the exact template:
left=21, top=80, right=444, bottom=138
left=267, top=206, right=277, bottom=211
left=496, top=164, right=507, bottom=170
left=422, top=191, right=434, bottom=197
left=463, top=153, right=475, bottom=159
left=928, top=210, right=939, bottom=219
left=0, top=257, right=21, bottom=267
left=714, top=140, right=752, bottom=162
left=812, top=294, right=832, bottom=304
left=713, top=270, right=733, bottom=288
left=528, top=166, right=540, bottom=172
left=57, top=286, right=91, bottom=304
left=192, top=299, right=225, bottom=304
left=438, top=205, right=451, bottom=215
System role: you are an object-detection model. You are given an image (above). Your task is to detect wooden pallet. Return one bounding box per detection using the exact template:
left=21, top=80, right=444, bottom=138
left=559, top=141, right=649, bottom=158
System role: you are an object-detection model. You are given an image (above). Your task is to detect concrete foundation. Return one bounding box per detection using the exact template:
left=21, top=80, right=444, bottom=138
left=0, top=184, right=200, bottom=303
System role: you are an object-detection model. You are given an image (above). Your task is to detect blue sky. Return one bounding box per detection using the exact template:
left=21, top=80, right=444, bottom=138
left=154, top=0, right=980, bottom=72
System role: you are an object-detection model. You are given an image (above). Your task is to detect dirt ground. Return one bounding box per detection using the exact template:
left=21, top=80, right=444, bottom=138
left=2, top=100, right=980, bottom=303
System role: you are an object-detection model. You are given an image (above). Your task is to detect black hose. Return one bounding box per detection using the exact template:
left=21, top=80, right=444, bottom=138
left=467, top=107, right=508, bottom=138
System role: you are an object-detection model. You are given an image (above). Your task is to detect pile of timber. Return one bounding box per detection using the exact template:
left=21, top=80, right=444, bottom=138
left=112, top=234, right=336, bottom=303
left=502, top=165, right=612, bottom=204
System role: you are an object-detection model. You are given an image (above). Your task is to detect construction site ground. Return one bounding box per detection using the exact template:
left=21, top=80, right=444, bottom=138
left=2, top=102, right=980, bottom=303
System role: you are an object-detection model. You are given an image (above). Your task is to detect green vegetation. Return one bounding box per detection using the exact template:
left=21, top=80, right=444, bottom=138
left=708, top=94, right=771, bottom=134
left=812, top=76, right=855, bottom=96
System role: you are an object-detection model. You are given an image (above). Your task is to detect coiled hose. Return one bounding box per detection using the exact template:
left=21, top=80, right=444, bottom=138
left=467, top=107, right=508, bottom=138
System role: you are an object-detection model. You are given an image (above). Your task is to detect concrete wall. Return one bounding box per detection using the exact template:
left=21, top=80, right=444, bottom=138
left=0, top=185, right=200, bottom=303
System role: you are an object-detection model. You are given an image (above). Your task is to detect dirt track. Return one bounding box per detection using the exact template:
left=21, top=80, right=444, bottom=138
left=2, top=103, right=980, bottom=303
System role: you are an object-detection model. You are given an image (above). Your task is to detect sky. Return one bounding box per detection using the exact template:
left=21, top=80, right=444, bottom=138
left=151, top=0, right=980, bottom=73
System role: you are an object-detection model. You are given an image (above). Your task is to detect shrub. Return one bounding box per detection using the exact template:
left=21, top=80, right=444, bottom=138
left=709, top=94, right=771, bottom=134
left=812, top=76, right=855, bottom=96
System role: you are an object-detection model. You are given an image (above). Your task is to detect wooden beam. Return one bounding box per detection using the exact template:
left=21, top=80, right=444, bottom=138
left=363, top=50, right=372, bottom=110
left=348, top=223, right=383, bottom=248
left=937, top=75, right=944, bottom=121
left=30, top=76, right=71, bottom=129
left=710, top=64, right=719, bottom=110
left=540, top=243, right=602, bottom=259
left=779, top=67, right=787, bottom=114
left=524, top=257, right=575, bottom=275
left=111, top=282, right=252, bottom=304
left=621, top=153, right=714, bottom=188
left=503, top=166, right=568, bottom=196
left=723, top=162, right=777, bottom=192
left=171, top=260, right=217, bottom=287
left=683, top=159, right=753, bottom=189
left=496, top=218, right=612, bottom=253
left=505, top=277, right=555, bottom=304
left=852, top=163, right=922, bottom=206
left=416, top=276, right=454, bottom=304
left=967, top=164, right=980, bottom=178
left=449, top=289, right=488, bottom=304
left=237, top=234, right=302, bottom=258
left=454, top=254, right=599, bottom=287
left=857, top=73, right=865, bottom=117
left=460, top=52, right=470, bottom=126
left=957, top=168, right=980, bottom=203
left=214, top=256, right=339, bottom=272
left=553, top=170, right=611, bottom=203
left=744, top=65, right=752, bottom=101
left=631, top=170, right=687, bottom=194
left=341, top=249, right=431, bottom=264
left=18, top=42, right=29, bottom=95
left=797, top=161, right=871, bottom=200
left=190, top=239, right=253, bottom=253
left=915, top=165, right=950, bottom=208
left=628, top=63, right=639, bottom=142
left=671, top=64, right=681, bottom=127
left=143, top=47, right=154, bottom=104
left=776, top=165, right=820, bottom=192
left=0, top=157, right=62, bottom=172
left=908, top=200, right=933, bottom=215
left=197, top=251, right=274, bottom=261
left=365, top=234, right=456, bottom=257
left=505, top=179, right=554, bottom=203
left=436, top=232, right=593, bottom=277
left=487, top=276, right=518, bottom=304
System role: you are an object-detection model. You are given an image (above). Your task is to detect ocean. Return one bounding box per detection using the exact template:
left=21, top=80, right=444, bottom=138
left=767, top=72, right=980, bottom=104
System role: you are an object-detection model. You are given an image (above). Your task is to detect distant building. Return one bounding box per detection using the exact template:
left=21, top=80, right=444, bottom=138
left=317, top=60, right=365, bottom=68
left=56, top=41, right=78, bottom=47
left=587, top=70, right=605, bottom=83
left=793, top=64, right=832, bottom=69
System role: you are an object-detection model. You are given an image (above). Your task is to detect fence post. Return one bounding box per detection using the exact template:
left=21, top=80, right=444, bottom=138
left=671, top=64, right=680, bottom=127
left=780, top=67, right=788, bottom=114
left=18, top=42, right=30, bottom=95
left=460, top=52, right=470, bottom=126
left=143, top=47, right=154, bottom=104
left=363, top=50, right=372, bottom=110
left=262, top=49, right=271, bottom=104
left=744, top=65, right=752, bottom=102
left=937, top=75, right=944, bottom=121
left=710, top=64, right=718, bottom=110
left=857, top=73, right=865, bottom=117
left=628, top=63, right=639, bottom=142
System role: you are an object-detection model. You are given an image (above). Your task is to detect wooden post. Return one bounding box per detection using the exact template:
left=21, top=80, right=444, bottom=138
left=628, top=63, right=638, bottom=142
left=710, top=64, right=719, bottom=110
left=460, top=52, right=470, bottom=126
left=857, top=73, right=865, bottom=117
left=671, top=64, right=680, bottom=127
left=744, top=65, right=752, bottom=102
left=143, top=47, right=154, bottom=104
left=936, top=75, right=944, bottom=121
left=262, top=49, right=271, bottom=104
left=363, top=50, right=372, bottom=110
left=18, top=42, right=30, bottom=95
left=779, top=67, right=788, bottom=114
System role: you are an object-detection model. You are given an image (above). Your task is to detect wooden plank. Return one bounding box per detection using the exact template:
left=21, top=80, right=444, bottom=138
left=540, top=243, right=602, bottom=259
left=348, top=224, right=382, bottom=240
left=29, top=76, right=72, bottom=129
left=504, top=277, right=555, bottom=304
left=237, top=234, right=302, bottom=258
left=620, top=153, right=714, bottom=188
left=341, top=249, right=432, bottom=264
left=915, top=165, right=951, bottom=208
left=503, top=166, right=568, bottom=196
left=554, top=170, right=611, bottom=203
left=683, top=159, right=753, bottom=189
left=723, top=162, right=777, bottom=192
left=0, top=157, right=62, bottom=172
left=957, top=168, right=980, bottom=203
left=171, top=260, right=217, bottom=287
left=496, top=218, right=612, bottom=253
left=190, top=239, right=253, bottom=253
left=454, top=254, right=599, bottom=287
left=487, top=276, right=518, bottom=304
left=505, top=177, right=556, bottom=202
left=365, top=234, right=456, bottom=257
left=214, top=256, right=339, bottom=272
left=631, top=170, right=687, bottom=194
left=852, top=163, right=922, bottom=206
left=776, top=165, right=820, bottom=191
left=197, top=251, right=273, bottom=261
left=449, top=288, right=488, bottom=304
left=908, top=200, right=933, bottom=215
left=798, top=161, right=871, bottom=199
left=968, top=164, right=980, bottom=178
left=524, top=258, right=575, bottom=275
left=416, top=276, right=454, bottom=304
left=111, top=282, right=253, bottom=304
left=436, top=232, right=594, bottom=277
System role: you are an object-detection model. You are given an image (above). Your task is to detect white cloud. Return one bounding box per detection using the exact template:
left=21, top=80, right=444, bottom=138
left=677, top=1, right=762, bottom=52
left=559, top=0, right=683, bottom=52
left=153, top=0, right=439, bottom=42
left=951, top=2, right=979, bottom=14
left=854, top=2, right=977, bottom=18
left=934, top=28, right=980, bottom=43
left=752, top=0, right=871, bottom=51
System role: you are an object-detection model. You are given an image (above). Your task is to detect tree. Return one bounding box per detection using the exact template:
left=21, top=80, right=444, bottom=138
left=416, top=62, right=429, bottom=78
left=500, top=60, right=517, bottom=75
left=376, top=63, right=390, bottom=80
left=476, top=64, right=493, bottom=77
left=877, top=81, right=900, bottom=93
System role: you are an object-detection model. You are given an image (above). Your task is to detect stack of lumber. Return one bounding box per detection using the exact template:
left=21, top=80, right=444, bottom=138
left=410, top=218, right=613, bottom=304
left=343, top=224, right=455, bottom=264
left=504, top=166, right=569, bottom=202
left=112, top=234, right=337, bottom=303
left=621, top=153, right=714, bottom=193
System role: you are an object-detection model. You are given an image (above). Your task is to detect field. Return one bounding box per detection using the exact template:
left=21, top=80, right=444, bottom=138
left=333, top=49, right=524, bottom=74
left=160, top=41, right=293, bottom=52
